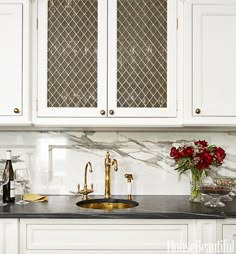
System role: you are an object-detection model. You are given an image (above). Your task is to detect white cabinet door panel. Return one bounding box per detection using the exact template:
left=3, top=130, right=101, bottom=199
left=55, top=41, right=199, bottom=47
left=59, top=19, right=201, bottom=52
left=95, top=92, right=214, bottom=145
left=221, top=225, right=236, bottom=254
left=108, top=0, right=177, bottom=118
left=193, top=5, right=236, bottom=117
left=37, top=0, right=107, bottom=118
left=0, top=219, right=18, bottom=254
left=0, top=4, right=22, bottom=116
left=26, top=224, right=187, bottom=250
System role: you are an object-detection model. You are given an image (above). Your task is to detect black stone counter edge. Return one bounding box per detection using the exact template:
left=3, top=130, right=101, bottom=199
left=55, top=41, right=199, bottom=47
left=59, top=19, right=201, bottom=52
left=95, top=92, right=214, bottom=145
left=0, top=195, right=235, bottom=219
left=0, top=213, right=229, bottom=219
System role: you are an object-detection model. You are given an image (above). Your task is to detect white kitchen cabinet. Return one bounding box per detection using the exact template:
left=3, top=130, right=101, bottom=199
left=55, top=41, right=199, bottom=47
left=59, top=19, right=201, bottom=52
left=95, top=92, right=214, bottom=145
left=184, top=0, right=236, bottom=126
left=0, top=219, right=18, bottom=254
left=0, top=0, right=30, bottom=126
left=217, top=219, right=236, bottom=254
left=35, top=0, right=182, bottom=127
left=221, top=225, right=236, bottom=254
left=17, top=218, right=236, bottom=254
left=20, top=219, right=195, bottom=254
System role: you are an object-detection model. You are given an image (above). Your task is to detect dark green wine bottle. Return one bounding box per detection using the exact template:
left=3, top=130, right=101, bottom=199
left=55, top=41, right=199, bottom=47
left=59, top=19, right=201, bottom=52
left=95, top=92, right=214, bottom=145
left=3, top=150, right=15, bottom=203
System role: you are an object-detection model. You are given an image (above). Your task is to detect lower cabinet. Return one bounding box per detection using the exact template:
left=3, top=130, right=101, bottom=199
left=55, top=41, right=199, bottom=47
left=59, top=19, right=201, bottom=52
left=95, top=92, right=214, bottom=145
left=0, top=218, right=231, bottom=254
left=20, top=219, right=192, bottom=254
left=0, top=219, right=18, bottom=254
left=218, top=219, right=236, bottom=254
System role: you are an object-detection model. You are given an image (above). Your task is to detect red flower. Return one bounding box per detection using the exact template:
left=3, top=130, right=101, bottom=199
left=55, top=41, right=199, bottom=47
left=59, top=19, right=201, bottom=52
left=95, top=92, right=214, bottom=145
left=194, top=140, right=208, bottom=147
left=215, top=147, right=226, bottom=158
left=199, top=150, right=213, bottom=169
left=214, top=147, right=226, bottom=165
left=170, top=147, right=177, bottom=157
left=196, top=161, right=203, bottom=170
left=170, top=140, right=226, bottom=176
left=184, top=147, right=194, bottom=157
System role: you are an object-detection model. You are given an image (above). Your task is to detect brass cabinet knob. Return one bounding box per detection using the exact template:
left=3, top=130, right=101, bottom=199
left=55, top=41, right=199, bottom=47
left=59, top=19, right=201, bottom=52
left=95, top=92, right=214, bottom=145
left=195, top=108, right=201, bottom=114
left=14, top=108, right=20, bottom=114
left=109, top=110, right=114, bottom=115
left=100, top=110, right=105, bottom=115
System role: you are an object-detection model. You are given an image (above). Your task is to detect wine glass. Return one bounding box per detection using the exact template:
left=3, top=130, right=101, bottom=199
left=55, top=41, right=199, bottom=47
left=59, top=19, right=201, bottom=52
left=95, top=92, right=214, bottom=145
left=15, top=168, right=30, bottom=205
left=0, top=169, right=8, bottom=206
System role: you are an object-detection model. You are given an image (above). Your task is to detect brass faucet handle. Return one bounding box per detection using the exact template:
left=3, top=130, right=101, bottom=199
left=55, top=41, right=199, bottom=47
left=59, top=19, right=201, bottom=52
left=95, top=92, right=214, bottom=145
left=106, top=151, right=110, bottom=159
left=112, top=159, right=118, bottom=171
left=78, top=187, right=94, bottom=200
left=125, top=174, right=133, bottom=182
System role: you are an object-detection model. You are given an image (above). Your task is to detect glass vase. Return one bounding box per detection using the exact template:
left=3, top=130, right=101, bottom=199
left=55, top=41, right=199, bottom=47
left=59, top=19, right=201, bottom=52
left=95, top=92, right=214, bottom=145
left=190, top=174, right=202, bottom=203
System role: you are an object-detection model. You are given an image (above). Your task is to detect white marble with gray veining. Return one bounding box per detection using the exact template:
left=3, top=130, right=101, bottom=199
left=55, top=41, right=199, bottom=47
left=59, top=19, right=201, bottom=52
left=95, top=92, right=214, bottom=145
left=0, top=131, right=234, bottom=195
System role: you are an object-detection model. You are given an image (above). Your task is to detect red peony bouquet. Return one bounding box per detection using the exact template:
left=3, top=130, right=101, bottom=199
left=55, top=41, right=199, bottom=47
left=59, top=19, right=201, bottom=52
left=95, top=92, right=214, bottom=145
left=170, top=140, right=226, bottom=202
left=170, top=140, right=226, bottom=176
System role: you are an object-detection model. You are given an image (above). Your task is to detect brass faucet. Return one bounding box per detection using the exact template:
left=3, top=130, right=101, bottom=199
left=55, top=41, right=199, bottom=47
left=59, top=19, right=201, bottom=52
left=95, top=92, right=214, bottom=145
left=78, top=161, right=93, bottom=200
left=104, top=152, right=118, bottom=199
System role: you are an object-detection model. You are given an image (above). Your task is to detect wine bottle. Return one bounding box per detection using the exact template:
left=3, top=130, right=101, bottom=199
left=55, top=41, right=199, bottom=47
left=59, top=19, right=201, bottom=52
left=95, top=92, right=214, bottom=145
left=3, top=150, right=15, bottom=203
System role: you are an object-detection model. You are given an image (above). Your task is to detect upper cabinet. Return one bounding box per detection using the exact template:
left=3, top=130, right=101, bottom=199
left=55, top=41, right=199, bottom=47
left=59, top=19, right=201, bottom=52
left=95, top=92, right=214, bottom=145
left=0, top=0, right=30, bottom=126
left=36, top=0, right=181, bottom=127
left=4, top=0, right=236, bottom=127
left=184, top=0, right=236, bottom=126
left=107, top=0, right=178, bottom=118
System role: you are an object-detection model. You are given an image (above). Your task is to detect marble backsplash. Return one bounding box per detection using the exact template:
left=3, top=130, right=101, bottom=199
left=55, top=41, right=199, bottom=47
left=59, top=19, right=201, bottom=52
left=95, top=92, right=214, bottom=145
left=0, top=131, right=235, bottom=196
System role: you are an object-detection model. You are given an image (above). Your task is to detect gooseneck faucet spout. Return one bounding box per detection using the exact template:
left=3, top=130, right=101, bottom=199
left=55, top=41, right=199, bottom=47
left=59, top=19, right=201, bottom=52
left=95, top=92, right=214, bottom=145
left=84, top=161, right=92, bottom=189
left=104, top=152, right=118, bottom=199
left=78, top=161, right=93, bottom=200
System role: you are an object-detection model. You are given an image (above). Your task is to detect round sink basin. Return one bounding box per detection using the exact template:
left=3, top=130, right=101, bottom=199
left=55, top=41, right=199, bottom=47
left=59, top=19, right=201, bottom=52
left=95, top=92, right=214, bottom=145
left=76, top=198, right=139, bottom=210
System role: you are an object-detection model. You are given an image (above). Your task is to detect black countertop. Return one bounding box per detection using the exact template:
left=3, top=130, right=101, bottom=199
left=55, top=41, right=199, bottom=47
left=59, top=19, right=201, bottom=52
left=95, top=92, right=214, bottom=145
left=0, top=195, right=235, bottom=219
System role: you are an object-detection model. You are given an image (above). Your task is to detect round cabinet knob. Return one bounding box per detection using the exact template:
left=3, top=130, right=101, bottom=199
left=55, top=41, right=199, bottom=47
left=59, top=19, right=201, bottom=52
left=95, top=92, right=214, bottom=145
left=195, top=108, right=201, bottom=114
left=14, top=108, right=20, bottom=114
left=100, top=110, right=105, bottom=115
left=109, top=110, right=114, bottom=115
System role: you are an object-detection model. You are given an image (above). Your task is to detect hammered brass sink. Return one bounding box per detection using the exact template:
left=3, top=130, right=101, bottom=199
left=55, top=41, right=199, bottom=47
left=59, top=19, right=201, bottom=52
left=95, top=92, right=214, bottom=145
left=76, top=198, right=139, bottom=210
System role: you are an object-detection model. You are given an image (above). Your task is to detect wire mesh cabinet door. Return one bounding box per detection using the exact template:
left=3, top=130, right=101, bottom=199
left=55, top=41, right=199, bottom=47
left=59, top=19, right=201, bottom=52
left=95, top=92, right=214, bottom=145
left=37, top=0, right=107, bottom=118
left=108, top=0, right=178, bottom=118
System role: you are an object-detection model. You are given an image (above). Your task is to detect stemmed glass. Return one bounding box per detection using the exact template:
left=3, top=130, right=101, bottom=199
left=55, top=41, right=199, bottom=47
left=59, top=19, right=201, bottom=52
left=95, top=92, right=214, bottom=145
left=213, top=178, right=235, bottom=202
left=15, top=168, right=30, bottom=205
left=199, top=184, right=231, bottom=207
left=0, top=169, right=8, bottom=206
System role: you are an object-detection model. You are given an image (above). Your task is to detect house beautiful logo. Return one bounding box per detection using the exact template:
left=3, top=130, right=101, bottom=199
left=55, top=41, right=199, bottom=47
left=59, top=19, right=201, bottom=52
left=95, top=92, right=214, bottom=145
left=167, top=240, right=234, bottom=253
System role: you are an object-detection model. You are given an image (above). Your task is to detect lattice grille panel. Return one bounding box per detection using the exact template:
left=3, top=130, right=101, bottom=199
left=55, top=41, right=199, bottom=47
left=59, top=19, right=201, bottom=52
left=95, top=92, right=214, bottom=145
left=47, top=0, right=98, bottom=108
left=117, top=0, right=167, bottom=108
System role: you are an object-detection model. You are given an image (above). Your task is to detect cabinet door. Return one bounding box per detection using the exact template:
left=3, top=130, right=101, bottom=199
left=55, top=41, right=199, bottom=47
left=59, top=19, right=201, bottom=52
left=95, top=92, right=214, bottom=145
left=0, top=219, right=18, bottom=254
left=21, top=219, right=188, bottom=254
left=221, top=224, right=236, bottom=253
left=108, top=0, right=178, bottom=118
left=192, top=4, right=236, bottom=117
left=37, top=0, right=107, bottom=118
left=0, top=4, right=22, bottom=117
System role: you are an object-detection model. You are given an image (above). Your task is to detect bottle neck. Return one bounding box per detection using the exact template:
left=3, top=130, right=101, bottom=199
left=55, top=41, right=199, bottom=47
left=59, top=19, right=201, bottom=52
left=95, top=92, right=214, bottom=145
left=6, top=151, right=11, bottom=160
